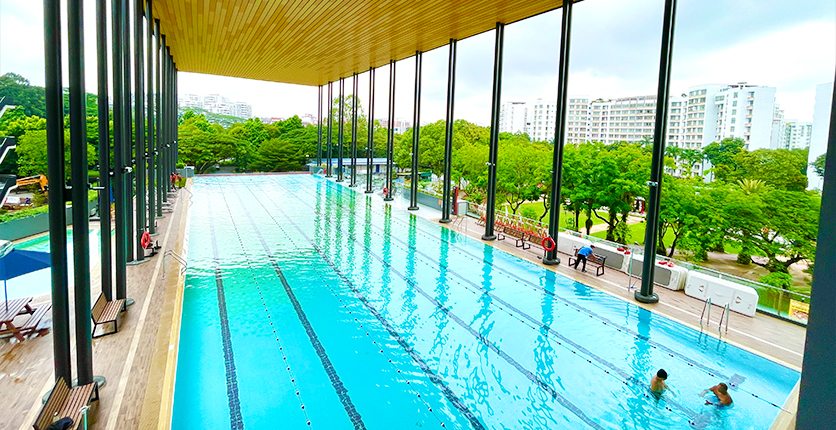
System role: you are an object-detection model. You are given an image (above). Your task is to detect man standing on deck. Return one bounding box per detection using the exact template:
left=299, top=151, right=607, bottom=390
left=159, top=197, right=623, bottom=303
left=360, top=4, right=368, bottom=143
left=573, top=245, right=594, bottom=272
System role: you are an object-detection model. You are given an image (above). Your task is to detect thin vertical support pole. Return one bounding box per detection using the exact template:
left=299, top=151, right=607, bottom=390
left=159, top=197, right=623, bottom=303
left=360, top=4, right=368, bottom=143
left=146, top=0, right=155, bottom=234
left=482, top=23, right=505, bottom=241
left=123, top=0, right=134, bottom=262
left=350, top=73, right=358, bottom=187
left=133, top=0, right=146, bottom=262
left=408, top=51, right=422, bottom=211
left=636, top=0, right=678, bottom=304
left=96, top=0, right=112, bottom=298
left=173, top=66, right=177, bottom=168
left=543, top=1, right=574, bottom=266
left=797, top=70, right=836, bottom=429
left=317, top=85, right=323, bottom=167
left=440, top=39, right=457, bottom=223
left=365, top=67, right=375, bottom=194
left=68, top=0, right=94, bottom=385
left=337, top=77, right=345, bottom=182
left=384, top=60, right=396, bottom=201
left=155, top=20, right=162, bottom=217
left=43, top=0, right=72, bottom=384
left=326, top=81, right=333, bottom=177
left=160, top=36, right=167, bottom=204
left=112, top=0, right=127, bottom=299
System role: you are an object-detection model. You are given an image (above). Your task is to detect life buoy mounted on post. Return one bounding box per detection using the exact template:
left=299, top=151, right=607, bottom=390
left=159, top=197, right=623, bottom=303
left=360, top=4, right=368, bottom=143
left=383, top=186, right=389, bottom=197
left=141, top=231, right=151, bottom=249
left=542, top=236, right=556, bottom=252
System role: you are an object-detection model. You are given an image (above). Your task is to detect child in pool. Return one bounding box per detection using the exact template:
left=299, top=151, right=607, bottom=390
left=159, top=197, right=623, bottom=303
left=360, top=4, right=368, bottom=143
left=650, top=369, right=668, bottom=397
left=701, top=383, right=733, bottom=406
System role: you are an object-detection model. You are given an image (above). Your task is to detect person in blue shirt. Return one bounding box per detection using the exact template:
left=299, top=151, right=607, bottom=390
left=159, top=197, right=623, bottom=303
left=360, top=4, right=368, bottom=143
left=574, top=245, right=594, bottom=272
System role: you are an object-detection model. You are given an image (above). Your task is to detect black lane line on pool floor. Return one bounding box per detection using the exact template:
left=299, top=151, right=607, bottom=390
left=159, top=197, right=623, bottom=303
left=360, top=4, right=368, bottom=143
left=235, top=190, right=366, bottom=430
left=307, top=177, right=731, bottom=382
left=269, top=179, right=702, bottom=423
left=259, top=181, right=606, bottom=430
left=260, top=197, right=487, bottom=430
left=208, top=203, right=245, bottom=430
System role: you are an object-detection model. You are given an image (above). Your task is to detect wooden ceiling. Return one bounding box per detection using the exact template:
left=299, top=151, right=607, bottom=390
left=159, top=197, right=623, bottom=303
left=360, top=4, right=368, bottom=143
left=150, top=0, right=575, bottom=87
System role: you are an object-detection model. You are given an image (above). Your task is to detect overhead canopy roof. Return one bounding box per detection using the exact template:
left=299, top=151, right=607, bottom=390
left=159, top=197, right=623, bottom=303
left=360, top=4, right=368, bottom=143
left=151, top=0, right=574, bottom=87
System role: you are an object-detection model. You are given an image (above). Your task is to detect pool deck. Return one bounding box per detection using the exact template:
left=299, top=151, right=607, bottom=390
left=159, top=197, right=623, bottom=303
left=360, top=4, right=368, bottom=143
left=0, top=182, right=191, bottom=430
left=0, top=175, right=805, bottom=430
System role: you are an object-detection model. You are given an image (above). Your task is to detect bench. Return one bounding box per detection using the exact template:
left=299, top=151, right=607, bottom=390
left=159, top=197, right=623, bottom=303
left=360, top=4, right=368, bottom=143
left=568, top=249, right=607, bottom=276
left=91, top=293, right=125, bottom=338
left=33, top=377, right=98, bottom=430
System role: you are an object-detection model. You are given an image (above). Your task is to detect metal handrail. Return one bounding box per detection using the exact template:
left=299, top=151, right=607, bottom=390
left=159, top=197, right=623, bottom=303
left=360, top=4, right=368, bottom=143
left=162, top=249, right=187, bottom=279
left=700, top=297, right=712, bottom=328
left=719, top=303, right=730, bottom=334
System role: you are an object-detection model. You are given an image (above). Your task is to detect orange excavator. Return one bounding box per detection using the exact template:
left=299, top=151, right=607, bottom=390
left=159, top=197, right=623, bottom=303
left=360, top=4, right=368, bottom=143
left=15, top=174, right=48, bottom=192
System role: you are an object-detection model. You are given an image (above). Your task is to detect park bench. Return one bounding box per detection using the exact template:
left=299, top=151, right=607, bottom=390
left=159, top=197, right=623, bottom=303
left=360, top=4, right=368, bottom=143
left=91, top=293, right=125, bottom=338
left=21, top=304, right=52, bottom=337
left=33, top=377, right=98, bottom=430
left=568, top=248, right=607, bottom=276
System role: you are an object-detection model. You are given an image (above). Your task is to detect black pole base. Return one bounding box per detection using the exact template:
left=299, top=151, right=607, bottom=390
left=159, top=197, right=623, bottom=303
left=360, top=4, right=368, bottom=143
left=364, top=190, right=374, bottom=194
left=384, top=197, right=394, bottom=201
left=325, top=175, right=333, bottom=178
left=439, top=218, right=451, bottom=224
left=127, top=258, right=151, bottom=266
left=482, top=234, right=496, bottom=241
left=543, top=257, right=560, bottom=266
left=634, top=291, right=660, bottom=304
left=126, top=298, right=136, bottom=307
left=408, top=206, right=419, bottom=211
left=349, top=183, right=357, bottom=187
left=336, top=179, right=344, bottom=182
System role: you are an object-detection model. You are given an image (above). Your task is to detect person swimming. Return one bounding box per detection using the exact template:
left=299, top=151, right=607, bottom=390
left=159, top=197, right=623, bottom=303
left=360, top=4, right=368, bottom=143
left=701, top=382, right=733, bottom=406
left=650, top=369, right=668, bottom=397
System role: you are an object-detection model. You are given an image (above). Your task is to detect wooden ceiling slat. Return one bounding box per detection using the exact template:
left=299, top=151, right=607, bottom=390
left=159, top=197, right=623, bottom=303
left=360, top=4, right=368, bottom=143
left=151, top=0, right=570, bottom=86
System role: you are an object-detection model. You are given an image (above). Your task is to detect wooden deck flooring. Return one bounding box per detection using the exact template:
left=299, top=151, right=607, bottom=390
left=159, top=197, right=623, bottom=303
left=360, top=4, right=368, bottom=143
left=0, top=183, right=191, bottom=430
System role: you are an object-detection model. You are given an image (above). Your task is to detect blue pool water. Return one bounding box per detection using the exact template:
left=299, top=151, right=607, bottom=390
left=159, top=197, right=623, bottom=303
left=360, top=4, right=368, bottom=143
left=5, top=229, right=101, bottom=300
left=172, top=175, right=798, bottom=430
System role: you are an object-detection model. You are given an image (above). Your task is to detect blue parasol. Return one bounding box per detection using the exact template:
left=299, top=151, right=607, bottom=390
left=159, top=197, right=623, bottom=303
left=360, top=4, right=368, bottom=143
left=0, top=241, right=51, bottom=311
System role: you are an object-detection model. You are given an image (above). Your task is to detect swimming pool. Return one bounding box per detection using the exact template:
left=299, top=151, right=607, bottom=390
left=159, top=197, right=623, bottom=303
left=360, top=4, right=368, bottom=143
left=172, top=174, right=798, bottom=430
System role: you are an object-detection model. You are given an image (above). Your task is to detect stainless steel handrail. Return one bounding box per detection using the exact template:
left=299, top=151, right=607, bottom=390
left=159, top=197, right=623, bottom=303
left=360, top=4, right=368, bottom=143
left=163, top=249, right=187, bottom=279
left=719, top=303, right=730, bottom=334
left=700, top=297, right=712, bottom=328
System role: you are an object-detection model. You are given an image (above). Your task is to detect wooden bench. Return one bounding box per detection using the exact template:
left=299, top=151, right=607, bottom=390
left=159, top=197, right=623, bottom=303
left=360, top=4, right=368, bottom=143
left=568, top=249, right=607, bottom=276
left=91, top=293, right=125, bottom=338
left=33, top=377, right=98, bottom=430
left=21, top=304, right=52, bottom=337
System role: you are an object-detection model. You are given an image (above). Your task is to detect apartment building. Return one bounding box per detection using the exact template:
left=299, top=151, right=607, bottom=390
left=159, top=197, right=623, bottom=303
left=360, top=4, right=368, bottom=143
left=499, top=101, right=528, bottom=134
left=807, top=82, right=834, bottom=190
left=178, top=93, right=254, bottom=118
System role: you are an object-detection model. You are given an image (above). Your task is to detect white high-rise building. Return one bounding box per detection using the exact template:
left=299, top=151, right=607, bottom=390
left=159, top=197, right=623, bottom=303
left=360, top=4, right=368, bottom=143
left=808, top=82, right=833, bottom=190
left=684, top=83, right=777, bottom=151
left=770, top=105, right=785, bottom=149
left=778, top=120, right=813, bottom=150
left=566, top=97, right=589, bottom=144
left=235, top=102, right=253, bottom=118
left=499, top=101, right=527, bottom=134
left=526, top=98, right=556, bottom=142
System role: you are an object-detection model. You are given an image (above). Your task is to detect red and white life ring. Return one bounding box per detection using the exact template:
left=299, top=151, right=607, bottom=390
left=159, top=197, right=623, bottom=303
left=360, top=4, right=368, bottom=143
left=141, top=231, right=151, bottom=249
left=542, top=236, right=556, bottom=252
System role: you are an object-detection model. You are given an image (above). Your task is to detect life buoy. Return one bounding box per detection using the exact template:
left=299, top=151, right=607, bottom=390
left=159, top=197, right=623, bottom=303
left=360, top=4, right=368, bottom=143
left=383, top=186, right=388, bottom=196
left=542, top=236, right=556, bottom=252
left=141, top=231, right=151, bottom=249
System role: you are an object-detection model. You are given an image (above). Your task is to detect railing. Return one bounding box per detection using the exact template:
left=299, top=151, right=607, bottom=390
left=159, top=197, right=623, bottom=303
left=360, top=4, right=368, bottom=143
left=162, top=249, right=188, bottom=279
left=718, top=303, right=730, bottom=335
left=466, top=203, right=812, bottom=325
left=700, top=297, right=712, bottom=328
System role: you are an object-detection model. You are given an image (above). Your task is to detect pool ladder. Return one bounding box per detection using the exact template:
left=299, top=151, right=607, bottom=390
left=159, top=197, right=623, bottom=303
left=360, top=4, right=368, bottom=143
left=162, top=250, right=188, bottom=279
left=699, top=298, right=730, bottom=335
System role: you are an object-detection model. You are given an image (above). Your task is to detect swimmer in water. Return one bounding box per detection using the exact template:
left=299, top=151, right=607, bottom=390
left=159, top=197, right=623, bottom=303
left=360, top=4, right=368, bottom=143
left=650, top=369, right=668, bottom=397
left=701, top=383, right=733, bottom=406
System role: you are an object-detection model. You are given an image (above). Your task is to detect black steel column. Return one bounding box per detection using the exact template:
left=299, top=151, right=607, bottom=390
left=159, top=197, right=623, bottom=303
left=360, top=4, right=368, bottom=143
left=326, top=82, right=333, bottom=177
left=96, top=0, right=112, bottom=298
left=408, top=51, right=422, bottom=211
left=440, top=39, right=457, bottom=223
left=155, top=20, right=162, bottom=217
left=123, top=0, right=134, bottom=262
left=482, top=23, right=505, bottom=241
left=636, top=0, right=678, bottom=304
left=350, top=73, right=358, bottom=187
left=160, top=36, right=167, bottom=204
left=174, top=66, right=178, bottom=169
left=316, top=85, right=322, bottom=167
left=43, top=0, right=71, bottom=384
left=112, top=0, right=127, bottom=300
left=337, top=77, right=345, bottom=182
left=365, top=67, right=375, bottom=194
left=146, top=0, right=155, bottom=234
left=68, top=0, right=94, bottom=385
left=133, top=0, right=146, bottom=262
left=797, top=71, right=836, bottom=430
left=384, top=60, right=396, bottom=202
left=543, top=1, right=574, bottom=266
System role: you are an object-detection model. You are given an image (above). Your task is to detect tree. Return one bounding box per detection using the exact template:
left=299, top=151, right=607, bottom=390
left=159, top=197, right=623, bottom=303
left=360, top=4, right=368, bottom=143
left=250, top=138, right=306, bottom=171
left=657, top=176, right=705, bottom=256
left=16, top=129, right=97, bottom=179
left=811, top=153, right=826, bottom=179
left=727, top=148, right=808, bottom=191
left=702, top=138, right=745, bottom=181
left=178, top=132, right=244, bottom=174
left=0, top=73, right=46, bottom=117
left=591, top=143, right=651, bottom=243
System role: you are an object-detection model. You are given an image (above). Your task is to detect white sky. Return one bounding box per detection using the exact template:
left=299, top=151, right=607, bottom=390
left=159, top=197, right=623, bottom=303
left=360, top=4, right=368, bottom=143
left=1, top=0, right=834, bottom=125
